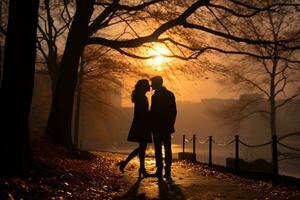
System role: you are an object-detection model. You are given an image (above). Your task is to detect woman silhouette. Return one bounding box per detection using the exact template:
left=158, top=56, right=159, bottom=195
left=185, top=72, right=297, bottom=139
left=117, top=79, right=152, bottom=177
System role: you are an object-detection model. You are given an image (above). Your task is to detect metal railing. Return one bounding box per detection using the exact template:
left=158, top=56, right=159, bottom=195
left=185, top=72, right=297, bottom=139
left=181, top=132, right=300, bottom=184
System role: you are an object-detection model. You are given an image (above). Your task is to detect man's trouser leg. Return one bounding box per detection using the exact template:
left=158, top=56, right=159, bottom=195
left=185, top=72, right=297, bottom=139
left=163, top=134, right=172, bottom=177
left=153, top=132, right=163, bottom=177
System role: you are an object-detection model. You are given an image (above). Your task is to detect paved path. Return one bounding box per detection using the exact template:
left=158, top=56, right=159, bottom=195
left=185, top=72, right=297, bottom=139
left=113, top=157, right=268, bottom=200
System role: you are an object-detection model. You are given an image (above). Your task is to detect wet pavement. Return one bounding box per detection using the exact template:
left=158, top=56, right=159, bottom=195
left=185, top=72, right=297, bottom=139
left=113, top=157, right=268, bottom=200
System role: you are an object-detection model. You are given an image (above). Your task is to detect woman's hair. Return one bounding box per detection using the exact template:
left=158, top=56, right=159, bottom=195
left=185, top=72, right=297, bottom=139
left=131, top=79, right=149, bottom=103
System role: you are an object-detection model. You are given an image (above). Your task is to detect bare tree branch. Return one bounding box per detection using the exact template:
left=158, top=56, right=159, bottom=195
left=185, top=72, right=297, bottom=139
left=276, top=93, right=300, bottom=108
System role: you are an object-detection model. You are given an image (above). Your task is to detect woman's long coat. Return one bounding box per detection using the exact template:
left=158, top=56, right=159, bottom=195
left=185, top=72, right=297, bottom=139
left=127, top=95, right=152, bottom=143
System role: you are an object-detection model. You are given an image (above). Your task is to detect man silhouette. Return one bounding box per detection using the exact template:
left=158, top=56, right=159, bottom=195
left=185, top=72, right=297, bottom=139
left=150, top=76, right=177, bottom=180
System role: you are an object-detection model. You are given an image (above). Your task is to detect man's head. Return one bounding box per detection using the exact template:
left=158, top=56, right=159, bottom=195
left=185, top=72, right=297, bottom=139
left=150, top=76, right=163, bottom=90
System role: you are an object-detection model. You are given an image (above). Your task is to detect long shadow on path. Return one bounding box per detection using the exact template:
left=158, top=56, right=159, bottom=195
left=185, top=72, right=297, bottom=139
left=114, top=177, right=185, bottom=200
left=113, top=178, right=146, bottom=200
left=158, top=179, right=185, bottom=200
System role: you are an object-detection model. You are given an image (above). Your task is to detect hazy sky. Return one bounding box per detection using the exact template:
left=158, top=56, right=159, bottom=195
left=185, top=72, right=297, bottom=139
left=119, top=41, right=243, bottom=107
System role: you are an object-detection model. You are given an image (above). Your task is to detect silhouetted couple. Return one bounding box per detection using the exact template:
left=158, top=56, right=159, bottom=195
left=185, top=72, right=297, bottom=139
left=117, top=76, right=177, bottom=180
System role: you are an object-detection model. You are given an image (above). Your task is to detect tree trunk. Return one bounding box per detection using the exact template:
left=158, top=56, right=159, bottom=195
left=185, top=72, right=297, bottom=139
left=270, top=97, right=276, bottom=137
left=0, top=0, right=3, bottom=81
left=0, top=0, right=39, bottom=176
left=46, top=0, right=94, bottom=147
left=270, top=79, right=276, bottom=137
left=74, top=53, right=84, bottom=148
left=48, top=64, right=59, bottom=96
left=270, top=50, right=279, bottom=182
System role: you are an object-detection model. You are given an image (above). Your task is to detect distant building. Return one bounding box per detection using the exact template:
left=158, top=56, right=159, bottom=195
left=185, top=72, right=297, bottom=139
left=239, top=93, right=264, bottom=101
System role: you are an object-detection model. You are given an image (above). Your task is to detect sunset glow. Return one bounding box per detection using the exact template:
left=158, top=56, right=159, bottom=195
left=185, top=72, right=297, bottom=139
left=146, top=44, right=171, bottom=71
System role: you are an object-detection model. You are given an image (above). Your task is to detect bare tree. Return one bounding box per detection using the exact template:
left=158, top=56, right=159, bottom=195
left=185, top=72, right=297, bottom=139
left=36, top=0, right=74, bottom=93
left=0, top=0, right=40, bottom=176
left=211, top=0, right=300, bottom=138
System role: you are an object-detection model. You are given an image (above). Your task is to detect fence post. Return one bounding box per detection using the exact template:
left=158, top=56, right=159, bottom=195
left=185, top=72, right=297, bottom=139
left=235, top=135, right=239, bottom=173
left=208, top=136, right=212, bottom=167
left=272, top=135, right=278, bottom=185
left=182, top=135, right=185, bottom=153
left=193, top=134, right=196, bottom=162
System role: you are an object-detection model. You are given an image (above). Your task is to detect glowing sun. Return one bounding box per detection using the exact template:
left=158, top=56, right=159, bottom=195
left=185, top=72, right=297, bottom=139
left=146, top=44, right=171, bottom=71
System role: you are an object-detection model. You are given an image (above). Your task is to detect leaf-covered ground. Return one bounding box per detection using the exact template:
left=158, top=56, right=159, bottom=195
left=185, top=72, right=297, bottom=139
left=0, top=139, right=123, bottom=199
left=1, top=139, right=299, bottom=199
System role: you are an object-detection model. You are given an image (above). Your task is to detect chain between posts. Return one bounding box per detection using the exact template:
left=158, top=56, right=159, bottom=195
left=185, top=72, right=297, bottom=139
left=182, top=133, right=300, bottom=152
left=212, top=138, right=235, bottom=146
left=278, top=142, right=300, bottom=152
left=239, top=140, right=272, bottom=148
